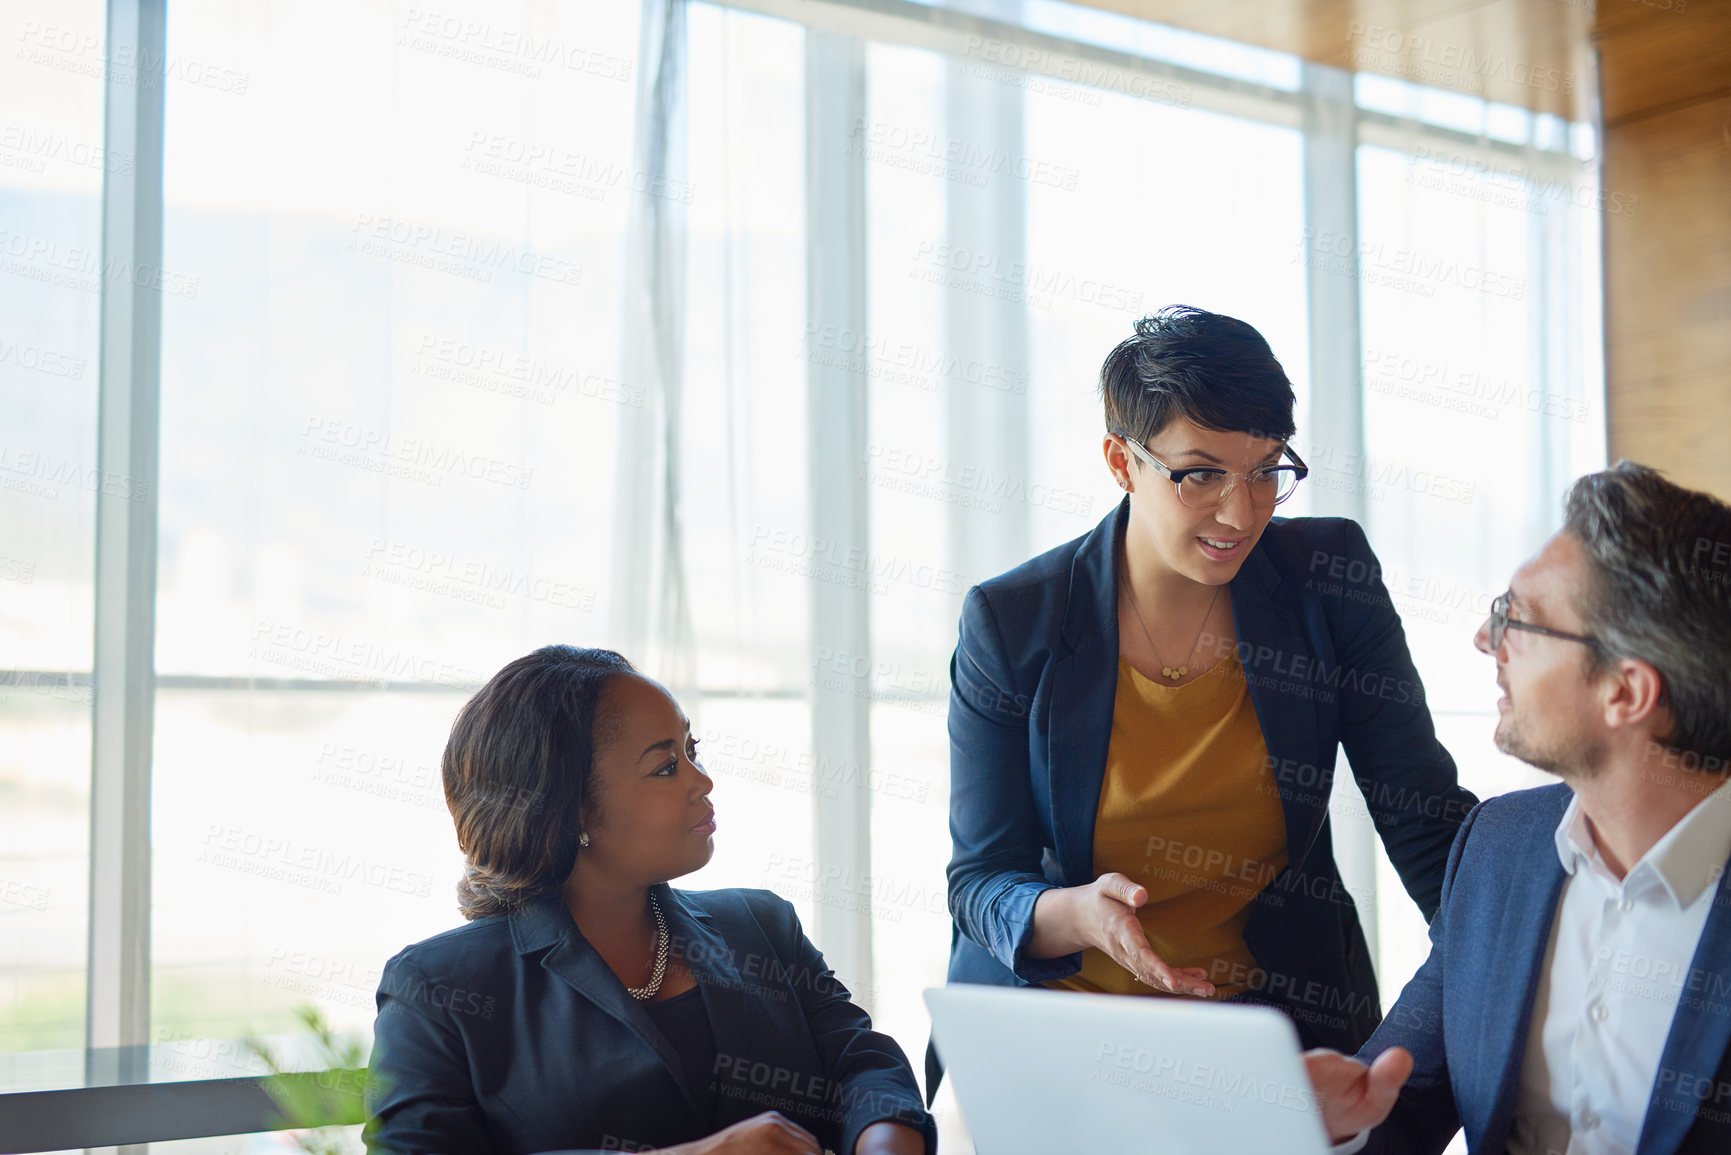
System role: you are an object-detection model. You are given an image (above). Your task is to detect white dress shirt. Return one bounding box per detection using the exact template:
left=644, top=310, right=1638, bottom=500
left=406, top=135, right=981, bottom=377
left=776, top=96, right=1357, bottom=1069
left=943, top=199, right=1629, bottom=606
left=1506, top=777, right=1731, bottom=1154
left=1334, top=777, right=1731, bottom=1155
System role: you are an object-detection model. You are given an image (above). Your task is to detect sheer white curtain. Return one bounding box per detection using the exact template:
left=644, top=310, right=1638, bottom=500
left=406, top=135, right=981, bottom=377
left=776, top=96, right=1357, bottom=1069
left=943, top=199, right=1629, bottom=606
left=613, top=0, right=697, bottom=701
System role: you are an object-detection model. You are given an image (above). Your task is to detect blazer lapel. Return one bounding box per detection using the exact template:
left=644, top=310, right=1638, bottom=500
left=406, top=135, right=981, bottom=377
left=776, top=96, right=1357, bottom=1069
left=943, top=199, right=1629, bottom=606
left=513, top=892, right=695, bottom=1105
left=1637, top=860, right=1731, bottom=1155
left=1048, top=637, right=1118, bottom=885
left=1049, top=501, right=1125, bottom=886
left=1472, top=824, right=1570, bottom=1154
left=1228, top=534, right=1323, bottom=870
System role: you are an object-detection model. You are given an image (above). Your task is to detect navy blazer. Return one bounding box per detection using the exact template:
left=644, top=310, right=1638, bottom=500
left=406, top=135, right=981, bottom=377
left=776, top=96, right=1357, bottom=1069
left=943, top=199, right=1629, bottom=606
left=945, top=498, right=1478, bottom=1052
left=365, top=886, right=934, bottom=1155
left=1358, top=784, right=1731, bottom=1155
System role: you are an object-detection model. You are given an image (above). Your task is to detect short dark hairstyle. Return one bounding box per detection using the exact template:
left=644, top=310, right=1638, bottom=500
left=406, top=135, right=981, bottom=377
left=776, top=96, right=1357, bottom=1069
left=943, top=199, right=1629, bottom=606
left=1099, top=305, right=1297, bottom=444
left=444, top=645, right=635, bottom=920
left=1563, top=461, right=1731, bottom=768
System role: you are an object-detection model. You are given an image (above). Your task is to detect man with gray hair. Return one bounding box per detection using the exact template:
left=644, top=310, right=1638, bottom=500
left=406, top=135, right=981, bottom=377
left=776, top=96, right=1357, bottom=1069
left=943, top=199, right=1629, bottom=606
left=1304, top=461, right=1731, bottom=1154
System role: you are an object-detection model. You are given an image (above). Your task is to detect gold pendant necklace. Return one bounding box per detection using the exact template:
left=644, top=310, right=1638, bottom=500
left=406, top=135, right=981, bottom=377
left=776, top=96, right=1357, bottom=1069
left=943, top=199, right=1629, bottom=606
left=1121, top=561, right=1221, bottom=682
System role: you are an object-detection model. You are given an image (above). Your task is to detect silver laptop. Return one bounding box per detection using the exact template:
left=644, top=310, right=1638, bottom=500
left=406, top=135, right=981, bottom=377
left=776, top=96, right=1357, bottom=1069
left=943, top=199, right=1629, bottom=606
left=925, top=985, right=1333, bottom=1155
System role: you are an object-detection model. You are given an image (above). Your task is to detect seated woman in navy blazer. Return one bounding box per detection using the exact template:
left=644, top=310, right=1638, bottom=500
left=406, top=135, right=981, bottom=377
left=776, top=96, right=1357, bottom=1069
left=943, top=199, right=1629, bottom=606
left=366, top=646, right=934, bottom=1155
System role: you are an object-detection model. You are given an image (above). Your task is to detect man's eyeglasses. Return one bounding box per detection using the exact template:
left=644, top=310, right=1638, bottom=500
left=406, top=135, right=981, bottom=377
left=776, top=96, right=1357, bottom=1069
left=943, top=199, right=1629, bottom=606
left=1484, top=591, right=1599, bottom=652
left=1117, top=435, right=1308, bottom=511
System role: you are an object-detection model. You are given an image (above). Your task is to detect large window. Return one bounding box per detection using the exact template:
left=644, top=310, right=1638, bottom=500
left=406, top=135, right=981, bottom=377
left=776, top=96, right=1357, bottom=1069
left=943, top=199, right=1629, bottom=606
left=0, top=0, right=106, bottom=1056
left=148, top=0, right=645, bottom=1048
left=1, top=5, right=1603, bottom=1153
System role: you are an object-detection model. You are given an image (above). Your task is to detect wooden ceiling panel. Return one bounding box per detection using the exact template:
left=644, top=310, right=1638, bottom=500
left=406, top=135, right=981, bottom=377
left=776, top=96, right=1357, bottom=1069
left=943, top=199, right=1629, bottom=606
left=1358, top=0, right=1589, bottom=116
left=1594, top=1, right=1731, bottom=124
left=1072, top=0, right=1592, bottom=117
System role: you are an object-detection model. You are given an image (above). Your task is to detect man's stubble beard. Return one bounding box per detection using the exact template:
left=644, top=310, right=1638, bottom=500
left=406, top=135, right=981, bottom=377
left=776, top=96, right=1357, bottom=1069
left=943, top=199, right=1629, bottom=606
left=1495, top=707, right=1607, bottom=781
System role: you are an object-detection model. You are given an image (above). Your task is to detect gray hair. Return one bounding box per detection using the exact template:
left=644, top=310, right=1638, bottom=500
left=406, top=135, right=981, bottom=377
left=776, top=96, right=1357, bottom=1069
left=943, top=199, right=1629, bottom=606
left=1563, top=461, right=1731, bottom=769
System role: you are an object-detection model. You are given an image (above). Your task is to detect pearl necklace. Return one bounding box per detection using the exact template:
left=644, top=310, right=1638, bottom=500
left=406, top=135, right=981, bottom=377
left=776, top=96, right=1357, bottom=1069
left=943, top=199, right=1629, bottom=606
left=625, top=890, right=670, bottom=1001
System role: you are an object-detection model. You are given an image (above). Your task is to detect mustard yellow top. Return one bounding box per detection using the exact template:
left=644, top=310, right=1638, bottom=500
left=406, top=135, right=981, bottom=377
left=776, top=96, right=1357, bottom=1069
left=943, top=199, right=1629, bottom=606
left=1047, top=651, right=1287, bottom=1000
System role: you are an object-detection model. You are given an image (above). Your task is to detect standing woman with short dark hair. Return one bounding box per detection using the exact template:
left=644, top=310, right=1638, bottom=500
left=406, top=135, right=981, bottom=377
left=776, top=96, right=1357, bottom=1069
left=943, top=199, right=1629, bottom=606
left=366, top=646, right=933, bottom=1155
left=943, top=306, right=1478, bottom=1057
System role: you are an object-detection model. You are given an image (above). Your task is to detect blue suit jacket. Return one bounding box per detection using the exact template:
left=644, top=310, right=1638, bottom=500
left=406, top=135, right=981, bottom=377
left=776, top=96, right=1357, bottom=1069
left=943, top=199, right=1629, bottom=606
left=945, top=499, right=1477, bottom=1052
left=365, top=886, right=933, bottom=1155
left=1358, top=784, right=1731, bottom=1154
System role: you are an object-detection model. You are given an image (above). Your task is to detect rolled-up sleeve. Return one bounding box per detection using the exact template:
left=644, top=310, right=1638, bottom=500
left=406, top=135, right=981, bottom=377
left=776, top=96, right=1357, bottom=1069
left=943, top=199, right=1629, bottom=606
left=945, top=585, right=1076, bottom=984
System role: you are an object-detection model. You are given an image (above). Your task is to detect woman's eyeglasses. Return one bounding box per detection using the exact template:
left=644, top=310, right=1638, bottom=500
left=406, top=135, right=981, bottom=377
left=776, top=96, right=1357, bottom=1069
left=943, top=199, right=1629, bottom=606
left=1118, top=435, right=1309, bottom=511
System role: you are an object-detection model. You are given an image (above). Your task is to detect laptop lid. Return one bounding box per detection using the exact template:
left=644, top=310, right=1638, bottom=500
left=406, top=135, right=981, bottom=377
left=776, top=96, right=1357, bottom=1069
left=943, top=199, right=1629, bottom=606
left=925, top=985, right=1332, bottom=1155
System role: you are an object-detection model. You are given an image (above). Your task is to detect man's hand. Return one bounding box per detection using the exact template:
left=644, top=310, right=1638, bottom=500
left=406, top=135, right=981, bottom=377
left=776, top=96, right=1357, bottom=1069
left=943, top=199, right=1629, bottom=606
left=1030, top=873, right=1214, bottom=997
left=1303, top=1047, right=1413, bottom=1143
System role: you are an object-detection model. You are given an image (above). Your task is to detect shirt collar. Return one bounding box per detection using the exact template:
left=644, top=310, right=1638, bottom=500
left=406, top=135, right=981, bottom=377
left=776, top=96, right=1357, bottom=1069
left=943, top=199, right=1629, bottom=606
left=1552, top=796, right=1590, bottom=877
left=1552, top=775, right=1731, bottom=908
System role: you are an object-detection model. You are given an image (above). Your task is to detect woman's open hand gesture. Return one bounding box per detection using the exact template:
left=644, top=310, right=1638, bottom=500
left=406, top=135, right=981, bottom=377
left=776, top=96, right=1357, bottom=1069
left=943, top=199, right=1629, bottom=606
left=1030, top=872, right=1215, bottom=997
